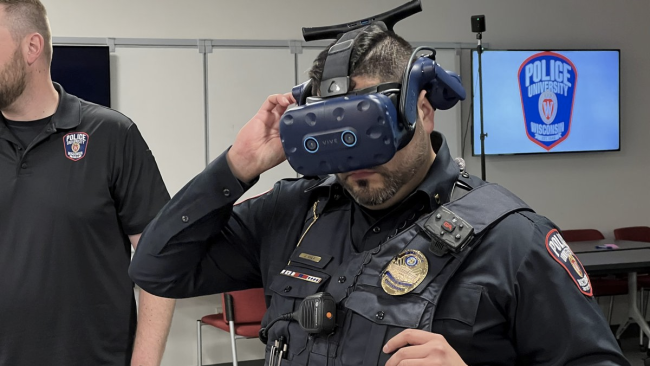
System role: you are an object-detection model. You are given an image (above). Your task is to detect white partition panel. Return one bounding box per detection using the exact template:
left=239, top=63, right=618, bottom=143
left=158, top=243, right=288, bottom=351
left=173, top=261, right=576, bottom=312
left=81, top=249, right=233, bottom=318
left=208, top=49, right=298, bottom=201
left=111, top=48, right=205, bottom=196
left=112, top=48, right=223, bottom=366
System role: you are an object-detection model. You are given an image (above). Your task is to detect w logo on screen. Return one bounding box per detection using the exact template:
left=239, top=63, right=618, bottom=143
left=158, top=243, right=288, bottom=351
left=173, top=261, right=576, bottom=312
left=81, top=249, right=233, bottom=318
left=541, top=94, right=557, bottom=122
left=518, top=52, right=577, bottom=151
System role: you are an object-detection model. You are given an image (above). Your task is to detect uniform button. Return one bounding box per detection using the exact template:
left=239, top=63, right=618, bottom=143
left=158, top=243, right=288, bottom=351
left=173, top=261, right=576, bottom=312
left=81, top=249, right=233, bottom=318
left=372, top=227, right=381, bottom=233
left=181, top=215, right=189, bottom=223
left=17, top=147, right=23, bottom=151
left=436, top=213, right=441, bottom=220
left=223, top=188, right=231, bottom=197
left=333, top=194, right=341, bottom=201
left=462, top=172, right=470, bottom=178
left=284, top=286, right=292, bottom=293
left=21, top=163, right=27, bottom=169
left=375, top=311, right=385, bottom=320
left=338, top=276, right=346, bottom=284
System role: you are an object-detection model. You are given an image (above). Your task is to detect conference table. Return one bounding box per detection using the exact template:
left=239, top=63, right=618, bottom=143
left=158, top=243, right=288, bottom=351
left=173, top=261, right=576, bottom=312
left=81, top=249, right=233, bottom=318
left=571, top=240, right=650, bottom=344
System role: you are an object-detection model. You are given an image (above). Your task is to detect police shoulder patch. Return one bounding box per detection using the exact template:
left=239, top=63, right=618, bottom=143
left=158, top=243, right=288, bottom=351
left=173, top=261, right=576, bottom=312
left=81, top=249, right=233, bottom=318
left=545, top=229, right=593, bottom=297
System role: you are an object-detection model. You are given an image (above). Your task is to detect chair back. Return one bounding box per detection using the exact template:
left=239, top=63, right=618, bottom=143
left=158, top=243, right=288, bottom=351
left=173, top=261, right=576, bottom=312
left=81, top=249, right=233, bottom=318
left=614, top=226, right=650, bottom=243
left=221, top=288, right=267, bottom=324
left=561, top=229, right=605, bottom=242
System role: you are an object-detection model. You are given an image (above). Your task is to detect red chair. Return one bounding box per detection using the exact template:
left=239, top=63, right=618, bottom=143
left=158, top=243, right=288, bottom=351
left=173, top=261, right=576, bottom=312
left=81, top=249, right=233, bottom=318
left=197, top=288, right=267, bottom=366
left=614, top=226, right=650, bottom=348
left=562, top=229, right=628, bottom=324
left=562, top=229, right=605, bottom=242
left=614, top=226, right=650, bottom=243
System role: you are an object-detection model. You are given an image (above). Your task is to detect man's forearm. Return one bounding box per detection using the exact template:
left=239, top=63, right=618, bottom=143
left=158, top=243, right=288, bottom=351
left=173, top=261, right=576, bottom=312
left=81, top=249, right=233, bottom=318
left=131, top=289, right=176, bottom=366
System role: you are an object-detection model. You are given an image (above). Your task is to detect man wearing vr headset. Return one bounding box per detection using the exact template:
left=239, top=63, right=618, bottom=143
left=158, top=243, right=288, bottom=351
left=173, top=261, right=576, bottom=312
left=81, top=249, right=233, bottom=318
left=130, top=22, right=628, bottom=366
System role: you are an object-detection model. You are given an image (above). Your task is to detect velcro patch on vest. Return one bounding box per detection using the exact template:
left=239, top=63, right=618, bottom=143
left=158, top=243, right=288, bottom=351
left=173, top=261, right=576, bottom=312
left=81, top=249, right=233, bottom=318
left=280, top=269, right=322, bottom=284
left=545, top=229, right=593, bottom=297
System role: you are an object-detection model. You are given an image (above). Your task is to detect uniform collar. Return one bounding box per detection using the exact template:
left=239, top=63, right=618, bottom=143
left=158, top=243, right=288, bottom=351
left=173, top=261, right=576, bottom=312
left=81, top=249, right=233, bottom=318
left=51, top=82, right=82, bottom=130
left=414, top=132, right=461, bottom=211
left=305, top=175, right=338, bottom=193
left=305, top=132, right=461, bottom=211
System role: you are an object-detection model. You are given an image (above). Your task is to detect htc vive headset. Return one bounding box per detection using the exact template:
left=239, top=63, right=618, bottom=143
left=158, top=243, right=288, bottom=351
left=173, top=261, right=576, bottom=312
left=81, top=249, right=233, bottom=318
left=279, top=0, right=466, bottom=177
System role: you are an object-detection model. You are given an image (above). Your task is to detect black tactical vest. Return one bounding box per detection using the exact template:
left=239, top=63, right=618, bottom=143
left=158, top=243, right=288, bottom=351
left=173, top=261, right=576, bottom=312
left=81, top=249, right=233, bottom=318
left=261, top=176, right=533, bottom=366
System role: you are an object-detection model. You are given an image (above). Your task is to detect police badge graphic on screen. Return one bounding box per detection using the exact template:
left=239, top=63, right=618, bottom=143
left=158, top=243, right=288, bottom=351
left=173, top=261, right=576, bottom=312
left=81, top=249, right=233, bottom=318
left=472, top=49, right=620, bottom=155
left=518, top=52, right=577, bottom=151
left=63, top=132, right=89, bottom=161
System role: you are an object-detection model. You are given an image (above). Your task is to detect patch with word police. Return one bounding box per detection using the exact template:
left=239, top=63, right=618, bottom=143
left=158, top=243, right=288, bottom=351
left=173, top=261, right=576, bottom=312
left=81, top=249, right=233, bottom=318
left=381, top=249, right=428, bottom=296
left=545, top=229, right=593, bottom=297
left=63, top=132, right=89, bottom=161
left=518, top=52, right=577, bottom=151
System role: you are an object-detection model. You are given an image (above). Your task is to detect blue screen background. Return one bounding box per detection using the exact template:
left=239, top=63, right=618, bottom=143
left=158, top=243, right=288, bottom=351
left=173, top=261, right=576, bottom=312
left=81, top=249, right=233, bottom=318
left=472, top=50, right=620, bottom=155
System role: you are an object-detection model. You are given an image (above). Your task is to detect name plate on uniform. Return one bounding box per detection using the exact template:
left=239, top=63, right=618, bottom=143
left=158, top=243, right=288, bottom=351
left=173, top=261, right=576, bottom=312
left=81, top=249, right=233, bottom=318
left=299, top=253, right=322, bottom=263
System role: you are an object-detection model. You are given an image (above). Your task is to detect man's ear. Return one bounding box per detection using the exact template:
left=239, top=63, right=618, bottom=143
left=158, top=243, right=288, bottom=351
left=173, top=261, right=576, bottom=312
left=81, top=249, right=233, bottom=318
left=417, top=90, right=435, bottom=133
left=24, top=32, right=45, bottom=66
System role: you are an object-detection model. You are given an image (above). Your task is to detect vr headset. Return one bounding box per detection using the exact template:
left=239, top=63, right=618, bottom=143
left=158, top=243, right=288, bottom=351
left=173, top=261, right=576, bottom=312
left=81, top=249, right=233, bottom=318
left=279, top=0, right=466, bottom=177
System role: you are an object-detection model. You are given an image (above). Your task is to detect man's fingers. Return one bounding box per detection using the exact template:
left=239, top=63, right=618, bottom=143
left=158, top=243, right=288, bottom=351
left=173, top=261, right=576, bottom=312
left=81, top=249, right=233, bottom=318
left=283, top=91, right=296, bottom=105
left=384, top=344, right=430, bottom=366
left=259, top=92, right=295, bottom=113
left=384, top=329, right=440, bottom=353
left=258, top=94, right=285, bottom=113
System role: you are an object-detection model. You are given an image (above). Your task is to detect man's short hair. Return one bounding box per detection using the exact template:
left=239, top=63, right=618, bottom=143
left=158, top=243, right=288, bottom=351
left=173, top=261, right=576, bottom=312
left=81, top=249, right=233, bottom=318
left=0, top=0, right=52, bottom=61
left=308, top=24, right=413, bottom=95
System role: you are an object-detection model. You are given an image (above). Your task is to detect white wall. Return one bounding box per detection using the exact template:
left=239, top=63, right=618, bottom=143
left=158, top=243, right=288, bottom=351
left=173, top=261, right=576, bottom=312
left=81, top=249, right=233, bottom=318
left=453, top=0, right=650, bottom=238
left=44, top=0, right=650, bottom=237
left=42, top=0, right=650, bottom=364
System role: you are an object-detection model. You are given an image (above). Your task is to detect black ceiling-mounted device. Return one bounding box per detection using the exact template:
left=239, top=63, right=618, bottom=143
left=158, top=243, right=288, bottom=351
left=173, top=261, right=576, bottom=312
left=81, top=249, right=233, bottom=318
left=471, top=14, right=486, bottom=33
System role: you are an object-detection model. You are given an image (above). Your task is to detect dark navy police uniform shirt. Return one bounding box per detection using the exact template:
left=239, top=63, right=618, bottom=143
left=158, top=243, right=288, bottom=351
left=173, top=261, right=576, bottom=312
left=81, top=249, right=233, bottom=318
left=0, top=83, right=169, bottom=366
left=130, top=133, right=629, bottom=365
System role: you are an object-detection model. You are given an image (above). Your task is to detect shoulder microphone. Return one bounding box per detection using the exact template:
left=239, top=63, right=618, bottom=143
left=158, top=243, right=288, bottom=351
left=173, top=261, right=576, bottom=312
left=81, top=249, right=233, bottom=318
left=259, top=292, right=337, bottom=344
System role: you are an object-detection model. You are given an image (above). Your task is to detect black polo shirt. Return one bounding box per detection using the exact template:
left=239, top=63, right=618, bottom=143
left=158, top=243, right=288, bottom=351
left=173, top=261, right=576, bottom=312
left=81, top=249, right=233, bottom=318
left=0, top=83, right=170, bottom=366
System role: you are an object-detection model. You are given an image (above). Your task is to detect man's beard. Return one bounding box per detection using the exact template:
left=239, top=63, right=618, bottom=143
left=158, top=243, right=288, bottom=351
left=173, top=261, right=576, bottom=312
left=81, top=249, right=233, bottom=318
left=343, top=170, right=407, bottom=206
left=0, top=48, right=27, bottom=111
left=337, top=128, right=429, bottom=207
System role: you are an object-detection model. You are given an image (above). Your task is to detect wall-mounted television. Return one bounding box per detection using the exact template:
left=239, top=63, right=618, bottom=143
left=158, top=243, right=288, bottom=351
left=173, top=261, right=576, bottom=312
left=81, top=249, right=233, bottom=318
left=471, top=49, right=620, bottom=155
left=51, top=45, right=111, bottom=108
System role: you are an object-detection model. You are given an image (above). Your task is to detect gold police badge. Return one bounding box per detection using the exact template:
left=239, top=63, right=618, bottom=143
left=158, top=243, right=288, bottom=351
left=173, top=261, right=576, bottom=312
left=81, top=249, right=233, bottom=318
left=381, top=249, right=428, bottom=296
